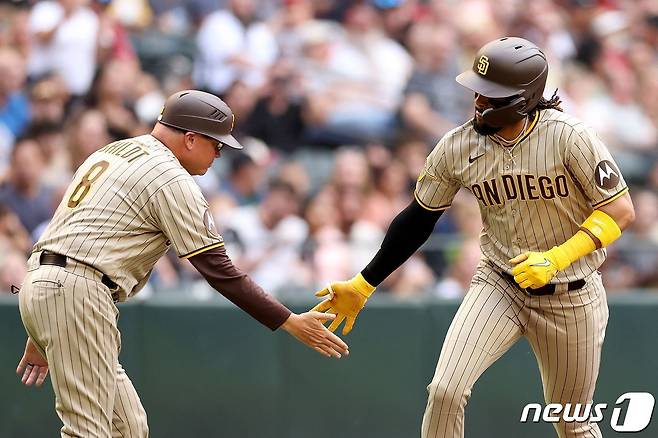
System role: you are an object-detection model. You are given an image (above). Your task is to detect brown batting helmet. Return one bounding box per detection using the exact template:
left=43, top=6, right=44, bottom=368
left=158, top=90, right=243, bottom=149
left=456, top=37, right=548, bottom=127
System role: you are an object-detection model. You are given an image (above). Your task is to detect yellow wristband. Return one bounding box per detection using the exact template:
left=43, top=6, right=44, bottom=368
left=580, top=209, right=622, bottom=249
left=353, top=273, right=376, bottom=298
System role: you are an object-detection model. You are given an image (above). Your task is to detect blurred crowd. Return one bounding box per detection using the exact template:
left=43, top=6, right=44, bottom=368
left=0, top=0, right=657, bottom=299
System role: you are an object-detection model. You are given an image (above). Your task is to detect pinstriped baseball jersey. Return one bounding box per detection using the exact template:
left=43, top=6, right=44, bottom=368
left=33, top=134, right=223, bottom=301
left=415, top=109, right=628, bottom=282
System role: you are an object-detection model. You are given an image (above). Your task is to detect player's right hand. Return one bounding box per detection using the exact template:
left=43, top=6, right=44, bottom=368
left=281, top=312, right=349, bottom=358
left=16, top=338, right=49, bottom=387
left=311, top=274, right=376, bottom=335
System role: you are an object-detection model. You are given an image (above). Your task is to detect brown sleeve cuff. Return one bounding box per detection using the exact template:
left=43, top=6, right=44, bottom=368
left=188, top=246, right=292, bottom=330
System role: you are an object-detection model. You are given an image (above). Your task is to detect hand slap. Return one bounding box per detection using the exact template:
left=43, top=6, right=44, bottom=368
left=281, top=312, right=349, bottom=358
left=310, top=276, right=373, bottom=335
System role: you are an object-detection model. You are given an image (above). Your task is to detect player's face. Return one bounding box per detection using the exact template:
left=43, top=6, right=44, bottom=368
left=182, top=132, right=224, bottom=175
left=472, top=93, right=511, bottom=135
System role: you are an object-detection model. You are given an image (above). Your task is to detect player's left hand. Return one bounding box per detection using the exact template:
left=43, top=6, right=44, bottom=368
left=311, top=274, right=375, bottom=335
left=509, top=251, right=560, bottom=289
left=16, top=338, right=49, bottom=387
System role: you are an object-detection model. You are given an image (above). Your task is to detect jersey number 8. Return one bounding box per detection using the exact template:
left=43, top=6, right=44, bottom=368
left=67, top=161, right=110, bottom=208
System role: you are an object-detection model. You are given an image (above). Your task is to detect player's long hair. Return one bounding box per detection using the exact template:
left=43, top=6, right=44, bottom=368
left=535, top=89, right=563, bottom=112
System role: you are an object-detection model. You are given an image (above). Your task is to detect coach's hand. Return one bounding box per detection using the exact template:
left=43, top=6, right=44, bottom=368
left=311, top=274, right=376, bottom=335
left=510, top=247, right=570, bottom=289
left=281, top=312, right=349, bottom=358
left=17, top=338, right=49, bottom=387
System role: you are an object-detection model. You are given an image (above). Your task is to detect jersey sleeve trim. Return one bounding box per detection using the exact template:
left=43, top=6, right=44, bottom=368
left=179, top=242, right=225, bottom=259
left=413, top=192, right=451, bottom=212
left=592, top=187, right=629, bottom=209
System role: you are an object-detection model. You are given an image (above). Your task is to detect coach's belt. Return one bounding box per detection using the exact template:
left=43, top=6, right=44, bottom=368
left=501, top=271, right=585, bottom=296
left=39, top=251, right=119, bottom=298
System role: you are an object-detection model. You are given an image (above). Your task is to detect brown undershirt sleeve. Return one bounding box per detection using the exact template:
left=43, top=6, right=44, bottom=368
left=188, top=246, right=292, bottom=330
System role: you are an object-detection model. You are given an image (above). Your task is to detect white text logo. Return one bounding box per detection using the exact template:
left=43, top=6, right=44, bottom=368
left=520, top=392, right=654, bottom=432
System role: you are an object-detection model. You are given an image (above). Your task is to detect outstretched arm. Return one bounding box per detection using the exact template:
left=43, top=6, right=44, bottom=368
left=312, top=199, right=444, bottom=334
left=188, top=246, right=349, bottom=358
left=362, top=198, right=444, bottom=286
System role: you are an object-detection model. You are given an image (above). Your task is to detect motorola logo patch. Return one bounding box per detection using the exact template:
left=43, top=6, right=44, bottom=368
left=203, top=208, right=220, bottom=238
left=594, top=160, right=620, bottom=189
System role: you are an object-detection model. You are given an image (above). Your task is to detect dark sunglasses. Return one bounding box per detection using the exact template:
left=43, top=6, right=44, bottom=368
left=475, top=93, right=518, bottom=108
left=180, top=129, right=224, bottom=152
left=199, top=134, right=224, bottom=153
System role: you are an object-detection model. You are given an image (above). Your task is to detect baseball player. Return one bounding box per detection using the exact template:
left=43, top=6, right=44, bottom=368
left=15, top=90, right=349, bottom=438
left=312, top=37, right=635, bottom=438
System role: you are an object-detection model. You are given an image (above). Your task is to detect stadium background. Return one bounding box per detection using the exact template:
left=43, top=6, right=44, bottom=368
left=0, top=0, right=657, bottom=437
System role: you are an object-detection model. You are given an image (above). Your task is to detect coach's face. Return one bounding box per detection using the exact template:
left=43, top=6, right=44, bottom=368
left=180, top=132, right=223, bottom=175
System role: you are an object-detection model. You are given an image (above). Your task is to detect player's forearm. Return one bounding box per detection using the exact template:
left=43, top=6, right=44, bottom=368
left=597, top=192, right=635, bottom=230
left=548, top=202, right=632, bottom=271
left=361, top=199, right=443, bottom=286
left=188, top=247, right=292, bottom=330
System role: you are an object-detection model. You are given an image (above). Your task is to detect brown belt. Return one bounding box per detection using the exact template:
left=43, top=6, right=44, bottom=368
left=501, top=271, right=585, bottom=296
left=39, top=251, right=119, bottom=292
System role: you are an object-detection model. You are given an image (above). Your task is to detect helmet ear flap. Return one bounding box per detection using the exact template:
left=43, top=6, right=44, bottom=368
left=481, top=96, right=526, bottom=127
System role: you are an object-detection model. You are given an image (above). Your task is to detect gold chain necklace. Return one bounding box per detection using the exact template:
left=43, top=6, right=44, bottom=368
left=492, top=116, right=529, bottom=146
left=493, top=116, right=529, bottom=167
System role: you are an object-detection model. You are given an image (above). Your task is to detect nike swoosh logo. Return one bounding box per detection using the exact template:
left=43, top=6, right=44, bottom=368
left=468, top=153, right=484, bottom=163
left=529, top=259, right=552, bottom=267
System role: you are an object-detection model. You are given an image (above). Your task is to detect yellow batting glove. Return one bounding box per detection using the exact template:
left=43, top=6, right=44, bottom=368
left=310, top=273, right=375, bottom=335
left=509, top=247, right=570, bottom=289
left=509, top=210, right=622, bottom=290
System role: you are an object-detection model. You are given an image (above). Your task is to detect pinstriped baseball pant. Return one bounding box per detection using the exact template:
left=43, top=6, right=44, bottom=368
left=18, top=256, right=148, bottom=438
left=421, top=260, right=607, bottom=438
